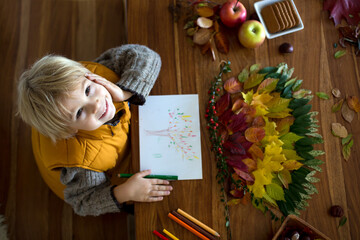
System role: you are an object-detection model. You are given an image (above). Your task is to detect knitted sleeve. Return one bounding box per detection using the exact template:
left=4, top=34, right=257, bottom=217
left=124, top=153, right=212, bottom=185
left=60, top=167, right=125, bottom=216
left=94, top=44, right=162, bottom=105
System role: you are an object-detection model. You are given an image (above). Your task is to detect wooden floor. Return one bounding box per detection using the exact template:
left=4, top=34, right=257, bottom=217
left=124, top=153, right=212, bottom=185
left=0, top=0, right=131, bottom=239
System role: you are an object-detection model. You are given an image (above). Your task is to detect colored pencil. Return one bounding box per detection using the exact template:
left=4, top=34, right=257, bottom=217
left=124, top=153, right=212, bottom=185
left=177, top=208, right=220, bottom=237
left=153, top=230, right=169, bottom=240
left=168, top=213, right=210, bottom=240
left=171, top=211, right=218, bottom=240
left=163, top=229, right=179, bottom=240
left=117, top=173, right=178, bottom=180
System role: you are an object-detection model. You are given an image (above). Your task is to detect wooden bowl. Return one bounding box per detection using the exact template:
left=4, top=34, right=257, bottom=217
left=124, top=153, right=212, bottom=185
left=272, top=215, right=331, bottom=240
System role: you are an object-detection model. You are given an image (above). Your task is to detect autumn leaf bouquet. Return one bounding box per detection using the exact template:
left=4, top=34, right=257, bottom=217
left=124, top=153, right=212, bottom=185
left=206, top=62, right=325, bottom=221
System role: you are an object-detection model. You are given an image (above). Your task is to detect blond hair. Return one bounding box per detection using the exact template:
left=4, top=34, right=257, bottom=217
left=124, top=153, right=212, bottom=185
left=17, top=55, right=89, bottom=142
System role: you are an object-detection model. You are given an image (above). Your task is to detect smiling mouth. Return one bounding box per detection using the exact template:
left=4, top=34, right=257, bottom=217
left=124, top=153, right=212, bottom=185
left=99, top=100, right=108, bottom=120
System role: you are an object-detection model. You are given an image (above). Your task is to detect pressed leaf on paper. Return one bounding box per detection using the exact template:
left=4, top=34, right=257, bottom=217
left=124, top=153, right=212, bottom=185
left=347, top=96, right=360, bottom=113
left=332, top=99, right=344, bottom=113
left=224, top=77, right=242, bottom=93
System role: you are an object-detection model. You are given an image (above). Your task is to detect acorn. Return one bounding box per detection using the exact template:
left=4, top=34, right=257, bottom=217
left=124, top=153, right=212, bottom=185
left=329, top=205, right=344, bottom=217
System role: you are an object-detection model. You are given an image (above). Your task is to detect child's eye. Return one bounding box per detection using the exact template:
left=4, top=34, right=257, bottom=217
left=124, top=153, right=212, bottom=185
left=76, top=108, right=83, bottom=119
left=85, top=86, right=90, bottom=96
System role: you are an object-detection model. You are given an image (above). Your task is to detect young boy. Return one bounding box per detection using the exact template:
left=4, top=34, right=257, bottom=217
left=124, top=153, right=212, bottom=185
left=17, top=44, right=173, bottom=216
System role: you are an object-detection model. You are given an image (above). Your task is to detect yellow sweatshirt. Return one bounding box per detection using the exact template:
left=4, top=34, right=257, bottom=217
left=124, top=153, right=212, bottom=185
left=32, top=62, right=131, bottom=199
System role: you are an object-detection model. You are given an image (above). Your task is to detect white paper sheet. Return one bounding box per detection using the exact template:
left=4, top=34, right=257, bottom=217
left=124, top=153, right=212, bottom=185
left=139, top=95, right=202, bottom=180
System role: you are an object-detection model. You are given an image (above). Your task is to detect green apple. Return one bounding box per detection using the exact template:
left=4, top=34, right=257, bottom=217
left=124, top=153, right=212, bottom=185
left=238, top=20, right=266, bottom=48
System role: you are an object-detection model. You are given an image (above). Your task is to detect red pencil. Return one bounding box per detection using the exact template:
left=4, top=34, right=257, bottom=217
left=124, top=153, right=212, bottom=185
left=153, top=230, right=169, bottom=240
left=168, top=213, right=210, bottom=240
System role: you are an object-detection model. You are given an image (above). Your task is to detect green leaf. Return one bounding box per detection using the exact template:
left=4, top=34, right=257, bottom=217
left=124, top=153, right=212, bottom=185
left=292, top=105, right=312, bottom=117
left=307, top=165, right=323, bottom=172
left=316, top=92, right=330, bottom=100
left=309, top=150, right=325, bottom=157
left=332, top=99, right=344, bottom=113
left=342, top=134, right=352, bottom=145
left=258, top=66, right=277, bottom=74
left=244, top=73, right=267, bottom=89
left=302, top=159, right=324, bottom=166
left=289, top=98, right=310, bottom=110
left=250, top=64, right=260, bottom=73
left=292, top=79, right=303, bottom=91
left=285, top=78, right=297, bottom=87
left=237, top=68, right=249, bottom=83
left=342, top=139, right=353, bottom=160
left=335, top=50, right=346, bottom=59
left=338, top=216, right=347, bottom=228
left=266, top=183, right=285, bottom=201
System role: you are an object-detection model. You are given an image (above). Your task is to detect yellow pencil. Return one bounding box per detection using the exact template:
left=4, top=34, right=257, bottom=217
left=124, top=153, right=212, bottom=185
left=163, top=229, right=179, bottom=240
left=177, top=208, right=220, bottom=237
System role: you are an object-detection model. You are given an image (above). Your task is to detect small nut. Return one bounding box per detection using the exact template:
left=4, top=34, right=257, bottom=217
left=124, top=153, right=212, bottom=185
left=329, top=205, right=344, bottom=217
left=279, top=42, right=294, bottom=53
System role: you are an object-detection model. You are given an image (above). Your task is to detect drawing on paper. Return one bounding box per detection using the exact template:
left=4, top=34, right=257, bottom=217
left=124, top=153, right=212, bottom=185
left=139, top=94, right=203, bottom=180
left=144, top=108, right=199, bottom=161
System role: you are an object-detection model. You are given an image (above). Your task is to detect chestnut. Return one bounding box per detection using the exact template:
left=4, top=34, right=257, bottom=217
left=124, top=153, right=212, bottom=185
left=329, top=205, right=344, bottom=217
left=279, top=43, right=294, bottom=53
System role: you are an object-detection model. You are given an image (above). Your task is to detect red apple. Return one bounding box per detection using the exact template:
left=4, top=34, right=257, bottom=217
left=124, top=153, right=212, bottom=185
left=238, top=20, right=266, bottom=48
left=220, top=0, right=247, bottom=28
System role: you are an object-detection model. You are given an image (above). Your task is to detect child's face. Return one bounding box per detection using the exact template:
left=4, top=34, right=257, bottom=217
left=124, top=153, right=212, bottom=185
left=61, top=75, right=116, bottom=133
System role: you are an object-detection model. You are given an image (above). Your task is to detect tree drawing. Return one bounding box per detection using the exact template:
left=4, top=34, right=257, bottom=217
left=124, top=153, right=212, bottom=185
left=144, top=108, right=199, bottom=161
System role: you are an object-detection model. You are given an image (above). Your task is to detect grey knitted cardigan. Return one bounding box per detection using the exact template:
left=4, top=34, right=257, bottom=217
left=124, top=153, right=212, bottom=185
left=60, top=44, right=161, bottom=216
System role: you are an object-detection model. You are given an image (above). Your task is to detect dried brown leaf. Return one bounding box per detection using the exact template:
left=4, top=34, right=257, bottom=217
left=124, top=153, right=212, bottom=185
left=196, top=17, right=213, bottom=28
left=201, top=41, right=211, bottom=54
left=214, top=32, right=229, bottom=54
left=196, top=6, right=214, bottom=18
left=347, top=96, right=360, bottom=113
left=332, top=88, right=341, bottom=98
left=331, top=123, right=348, bottom=138
left=193, top=28, right=212, bottom=45
left=341, top=101, right=355, bottom=123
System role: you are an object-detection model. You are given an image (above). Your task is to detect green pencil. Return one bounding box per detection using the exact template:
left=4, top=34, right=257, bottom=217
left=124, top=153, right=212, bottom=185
left=117, top=173, right=178, bottom=180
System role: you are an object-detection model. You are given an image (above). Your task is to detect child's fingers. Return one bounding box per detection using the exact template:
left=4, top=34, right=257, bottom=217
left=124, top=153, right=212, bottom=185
left=136, top=169, right=152, bottom=178
left=151, top=179, right=170, bottom=185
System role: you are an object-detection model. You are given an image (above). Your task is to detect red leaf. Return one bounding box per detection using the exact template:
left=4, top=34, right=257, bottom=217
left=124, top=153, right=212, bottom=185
left=323, top=0, right=360, bottom=26
left=226, top=155, right=248, bottom=171
left=223, top=140, right=246, bottom=155
left=228, top=132, right=252, bottom=150
left=234, top=167, right=254, bottom=182
left=224, top=77, right=243, bottom=94
left=227, top=112, right=248, bottom=134
left=217, top=123, right=229, bottom=144
left=215, top=93, right=231, bottom=116
left=252, top=116, right=266, bottom=127
left=218, top=109, right=233, bottom=126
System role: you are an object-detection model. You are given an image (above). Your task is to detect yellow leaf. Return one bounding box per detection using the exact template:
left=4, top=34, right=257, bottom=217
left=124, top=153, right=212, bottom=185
left=227, top=198, right=241, bottom=206
left=242, top=90, right=253, bottom=104
left=282, top=160, right=303, bottom=170
left=244, top=73, right=267, bottom=89
left=282, top=149, right=304, bottom=160
left=266, top=111, right=291, bottom=118
left=266, top=93, right=292, bottom=113
left=278, top=169, right=292, bottom=189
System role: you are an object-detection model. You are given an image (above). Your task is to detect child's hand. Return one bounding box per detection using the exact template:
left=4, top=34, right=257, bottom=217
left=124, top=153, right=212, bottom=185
left=85, top=73, right=133, bottom=102
left=113, top=170, right=173, bottom=203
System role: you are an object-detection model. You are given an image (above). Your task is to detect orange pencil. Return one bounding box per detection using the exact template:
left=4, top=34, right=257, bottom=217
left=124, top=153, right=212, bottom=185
left=177, top=208, right=220, bottom=237
left=168, top=213, right=210, bottom=240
